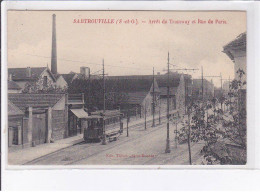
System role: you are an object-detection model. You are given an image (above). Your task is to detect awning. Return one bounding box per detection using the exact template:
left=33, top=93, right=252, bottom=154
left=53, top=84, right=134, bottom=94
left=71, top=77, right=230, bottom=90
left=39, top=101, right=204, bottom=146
left=70, top=109, right=89, bottom=119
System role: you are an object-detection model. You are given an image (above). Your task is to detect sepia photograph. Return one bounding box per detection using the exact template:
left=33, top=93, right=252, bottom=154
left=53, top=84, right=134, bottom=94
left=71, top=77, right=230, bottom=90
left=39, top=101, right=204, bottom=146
left=6, top=10, right=247, bottom=166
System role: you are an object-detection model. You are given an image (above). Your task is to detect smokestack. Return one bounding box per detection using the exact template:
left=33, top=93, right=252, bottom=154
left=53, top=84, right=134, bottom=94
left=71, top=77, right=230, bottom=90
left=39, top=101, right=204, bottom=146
left=51, top=14, right=57, bottom=74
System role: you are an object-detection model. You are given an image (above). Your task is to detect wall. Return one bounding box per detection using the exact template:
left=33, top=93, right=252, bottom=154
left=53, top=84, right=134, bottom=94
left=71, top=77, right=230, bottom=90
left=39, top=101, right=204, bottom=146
left=56, top=76, right=68, bottom=89
left=52, top=110, right=67, bottom=140
left=52, top=96, right=67, bottom=140
left=37, top=69, right=56, bottom=90
left=14, top=81, right=28, bottom=90
left=233, top=50, right=246, bottom=87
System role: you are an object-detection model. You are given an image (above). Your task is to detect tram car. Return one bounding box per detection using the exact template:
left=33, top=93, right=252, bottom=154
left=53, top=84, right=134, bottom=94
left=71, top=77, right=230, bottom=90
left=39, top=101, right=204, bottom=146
left=84, top=110, right=123, bottom=142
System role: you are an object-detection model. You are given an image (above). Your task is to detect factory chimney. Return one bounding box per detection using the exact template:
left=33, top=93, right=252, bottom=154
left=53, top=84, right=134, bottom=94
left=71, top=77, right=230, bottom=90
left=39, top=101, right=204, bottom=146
left=51, top=14, right=57, bottom=74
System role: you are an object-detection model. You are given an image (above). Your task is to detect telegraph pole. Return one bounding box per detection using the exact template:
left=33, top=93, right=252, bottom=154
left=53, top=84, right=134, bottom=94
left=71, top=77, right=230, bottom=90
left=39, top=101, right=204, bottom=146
left=201, top=66, right=204, bottom=102
left=102, top=59, right=107, bottom=145
left=152, top=67, right=155, bottom=127
left=187, top=111, right=192, bottom=165
left=158, top=99, right=161, bottom=125
left=229, top=76, right=231, bottom=111
left=220, top=72, right=223, bottom=110
left=144, top=104, right=147, bottom=130
left=165, top=52, right=171, bottom=153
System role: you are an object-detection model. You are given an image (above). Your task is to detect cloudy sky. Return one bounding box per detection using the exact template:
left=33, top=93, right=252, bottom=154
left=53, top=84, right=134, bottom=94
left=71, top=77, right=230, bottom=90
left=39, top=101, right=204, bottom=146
left=8, top=11, right=246, bottom=87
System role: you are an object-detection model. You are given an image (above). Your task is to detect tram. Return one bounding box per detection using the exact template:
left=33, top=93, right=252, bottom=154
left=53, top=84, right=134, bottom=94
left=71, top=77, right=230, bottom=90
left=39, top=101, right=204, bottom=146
left=83, top=110, right=123, bottom=142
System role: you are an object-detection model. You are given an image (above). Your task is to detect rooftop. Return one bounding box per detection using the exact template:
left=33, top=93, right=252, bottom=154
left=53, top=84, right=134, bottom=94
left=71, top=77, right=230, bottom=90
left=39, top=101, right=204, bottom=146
left=8, top=80, right=21, bottom=90
left=223, top=32, right=246, bottom=61
left=8, top=67, right=56, bottom=81
left=8, top=93, right=65, bottom=111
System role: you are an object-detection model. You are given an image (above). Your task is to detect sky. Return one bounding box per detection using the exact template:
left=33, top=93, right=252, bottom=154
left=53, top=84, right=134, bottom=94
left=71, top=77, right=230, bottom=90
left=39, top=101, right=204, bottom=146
left=8, top=11, right=246, bottom=87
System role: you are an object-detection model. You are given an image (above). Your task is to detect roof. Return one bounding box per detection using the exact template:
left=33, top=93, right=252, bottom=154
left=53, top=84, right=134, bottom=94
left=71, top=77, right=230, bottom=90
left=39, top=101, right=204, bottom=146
left=192, top=79, right=213, bottom=89
left=107, top=73, right=191, bottom=89
left=149, top=79, right=160, bottom=93
left=121, top=91, right=148, bottom=105
left=8, top=93, right=65, bottom=111
left=70, top=109, right=89, bottom=119
left=61, top=73, right=77, bottom=83
left=8, top=80, right=21, bottom=90
left=8, top=100, right=24, bottom=116
left=8, top=67, right=56, bottom=81
left=223, top=32, right=246, bottom=61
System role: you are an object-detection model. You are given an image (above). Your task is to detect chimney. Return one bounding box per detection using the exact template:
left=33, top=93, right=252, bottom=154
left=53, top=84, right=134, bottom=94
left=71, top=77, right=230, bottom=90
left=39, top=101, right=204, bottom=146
left=51, top=14, right=57, bottom=74
left=26, top=67, right=31, bottom=77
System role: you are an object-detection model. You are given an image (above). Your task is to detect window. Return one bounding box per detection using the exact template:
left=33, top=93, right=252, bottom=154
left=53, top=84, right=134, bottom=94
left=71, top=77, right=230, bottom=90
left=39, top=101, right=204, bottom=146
left=43, top=76, right=48, bottom=87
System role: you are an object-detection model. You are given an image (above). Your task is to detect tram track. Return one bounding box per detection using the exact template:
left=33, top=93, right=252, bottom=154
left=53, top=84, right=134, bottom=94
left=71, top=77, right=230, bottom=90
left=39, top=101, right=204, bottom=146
left=66, top=118, right=168, bottom=165
left=25, top=115, right=168, bottom=165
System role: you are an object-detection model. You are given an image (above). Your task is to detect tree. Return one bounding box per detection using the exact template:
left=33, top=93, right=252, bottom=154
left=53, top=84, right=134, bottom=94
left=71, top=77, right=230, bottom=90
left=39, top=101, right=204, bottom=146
left=222, top=69, right=246, bottom=149
left=178, top=93, right=224, bottom=164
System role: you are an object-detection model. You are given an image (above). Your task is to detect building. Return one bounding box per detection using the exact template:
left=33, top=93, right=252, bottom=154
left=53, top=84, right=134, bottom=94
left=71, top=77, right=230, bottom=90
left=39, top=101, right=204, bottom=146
left=223, top=32, right=246, bottom=85
left=192, top=78, right=215, bottom=100
left=67, top=93, right=88, bottom=137
left=8, top=93, right=68, bottom=148
left=8, top=80, right=22, bottom=93
left=112, top=77, right=160, bottom=118
left=106, top=72, right=192, bottom=118
left=8, top=101, right=24, bottom=147
left=223, top=32, right=246, bottom=115
left=223, top=80, right=231, bottom=96
left=8, top=66, right=58, bottom=92
left=54, top=74, right=68, bottom=89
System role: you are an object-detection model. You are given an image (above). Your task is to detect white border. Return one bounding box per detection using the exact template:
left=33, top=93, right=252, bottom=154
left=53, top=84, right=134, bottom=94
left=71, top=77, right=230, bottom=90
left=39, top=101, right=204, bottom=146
left=2, top=0, right=260, bottom=190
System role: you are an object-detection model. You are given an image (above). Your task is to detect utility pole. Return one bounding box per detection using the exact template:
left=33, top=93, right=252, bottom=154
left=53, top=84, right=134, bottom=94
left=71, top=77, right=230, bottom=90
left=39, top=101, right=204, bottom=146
left=144, top=105, right=147, bottom=130
left=127, top=111, right=129, bottom=137
left=158, top=99, right=161, bottom=125
left=102, top=59, right=107, bottom=145
left=220, top=72, right=223, bottom=111
left=187, top=110, right=192, bottom=165
left=229, top=76, right=231, bottom=111
left=152, top=67, right=155, bottom=127
left=165, top=52, right=171, bottom=153
left=201, top=66, right=204, bottom=102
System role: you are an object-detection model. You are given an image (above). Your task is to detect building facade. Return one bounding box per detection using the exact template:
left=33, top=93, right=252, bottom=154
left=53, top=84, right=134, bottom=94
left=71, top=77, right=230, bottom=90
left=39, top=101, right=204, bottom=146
left=223, top=32, right=246, bottom=86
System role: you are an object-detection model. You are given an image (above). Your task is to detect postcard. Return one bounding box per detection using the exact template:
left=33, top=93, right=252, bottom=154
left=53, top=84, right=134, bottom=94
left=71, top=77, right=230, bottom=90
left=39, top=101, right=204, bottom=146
left=5, top=10, right=247, bottom=167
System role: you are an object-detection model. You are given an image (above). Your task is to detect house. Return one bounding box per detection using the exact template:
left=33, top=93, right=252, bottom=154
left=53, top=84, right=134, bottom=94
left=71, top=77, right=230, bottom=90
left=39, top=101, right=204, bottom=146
left=8, top=80, right=22, bottom=93
left=61, top=73, right=79, bottom=85
left=107, top=72, right=192, bottom=118
left=8, top=93, right=68, bottom=148
left=54, top=74, right=68, bottom=89
left=8, top=67, right=57, bottom=92
left=223, top=32, right=246, bottom=114
left=223, top=32, right=246, bottom=86
left=114, top=77, right=160, bottom=118
left=61, top=66, right=91, bottom=87
left=8, top=101, right=24, bottom=147
left=67, top=93, right=88, bottom=137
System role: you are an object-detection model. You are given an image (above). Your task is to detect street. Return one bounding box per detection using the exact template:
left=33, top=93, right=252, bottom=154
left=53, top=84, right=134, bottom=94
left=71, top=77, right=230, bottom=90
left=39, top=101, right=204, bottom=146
left=25, top=117, right=204, bottom=165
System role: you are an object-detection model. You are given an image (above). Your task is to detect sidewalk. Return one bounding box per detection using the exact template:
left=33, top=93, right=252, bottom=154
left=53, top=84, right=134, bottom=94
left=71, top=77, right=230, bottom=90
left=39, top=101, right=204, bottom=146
left=8, top=134, right=84, bottom=165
